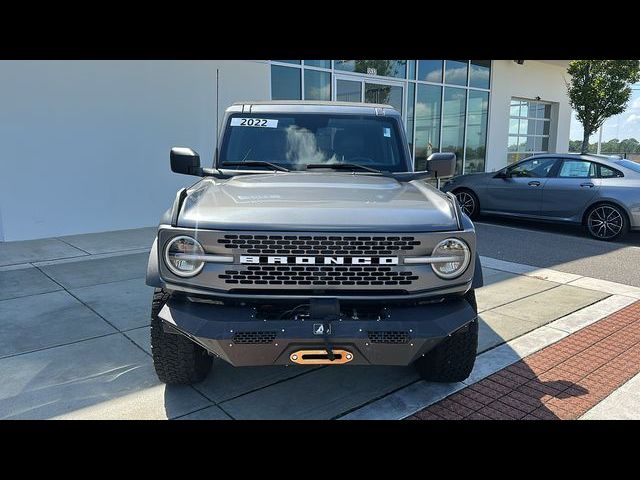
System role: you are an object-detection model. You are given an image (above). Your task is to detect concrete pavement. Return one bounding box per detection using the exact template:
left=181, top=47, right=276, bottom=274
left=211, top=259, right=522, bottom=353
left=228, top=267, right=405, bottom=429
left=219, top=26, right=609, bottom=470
left=0, top=226, right=638, bottom=420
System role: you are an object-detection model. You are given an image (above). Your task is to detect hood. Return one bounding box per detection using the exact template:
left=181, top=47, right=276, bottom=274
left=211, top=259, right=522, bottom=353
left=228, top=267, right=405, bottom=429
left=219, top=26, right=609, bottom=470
left=177, top=172, right=458, bottom=232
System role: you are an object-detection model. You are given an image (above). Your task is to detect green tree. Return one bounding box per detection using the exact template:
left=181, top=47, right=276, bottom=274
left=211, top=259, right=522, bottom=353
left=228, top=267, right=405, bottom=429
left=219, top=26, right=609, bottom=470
left=566, top=60, right=640, bottom=153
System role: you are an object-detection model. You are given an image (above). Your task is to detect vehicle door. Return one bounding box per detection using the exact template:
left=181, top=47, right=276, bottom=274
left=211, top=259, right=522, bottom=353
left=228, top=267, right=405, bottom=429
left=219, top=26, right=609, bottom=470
left=484, top=157, right=559, bottom=214
left=540, top=159, right=601, bottom=220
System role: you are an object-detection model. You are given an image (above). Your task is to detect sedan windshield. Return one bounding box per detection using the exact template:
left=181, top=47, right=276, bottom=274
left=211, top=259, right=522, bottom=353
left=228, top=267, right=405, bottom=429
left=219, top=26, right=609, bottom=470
left=218, top=113, right=408, bottom=172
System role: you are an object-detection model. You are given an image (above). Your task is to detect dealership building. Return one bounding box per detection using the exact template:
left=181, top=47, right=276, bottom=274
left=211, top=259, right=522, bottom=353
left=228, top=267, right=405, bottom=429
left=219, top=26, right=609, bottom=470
left=0, top=60, right=571, bottom=241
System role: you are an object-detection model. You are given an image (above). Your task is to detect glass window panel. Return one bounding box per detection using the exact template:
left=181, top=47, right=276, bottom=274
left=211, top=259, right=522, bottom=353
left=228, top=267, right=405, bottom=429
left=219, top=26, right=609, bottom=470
left=408, top=60, right=416, bottom=80
left=304, top=60, right=331, bottom=68
left=445, top=60, right=468, bottom=86
left=414, top=84, right=442, bottom=170
left=519, top=119, right=529, bottom=136
left=508, top=157, right=557, bottom=178
left=542, top=121, right=550, bottom=135
left=274, top=60, right=301, bottom=65
left=441, top=87, right=467, bottom=173
left=406, top=82, right=416, bottom=151
left=529, top=102, right=541, bottom=119
left=508, top=136, right=519, bottom=152
left=541, top=137, right=549, bottom=151
left=365, top=83, right=403, bottom=114
left=469, top=60, right=491, bottom=89
left=559, top=160, right=593, bottom=178
left=334, top=60, right=407, bottom=78
left=271, top=65, right=301, bottom=100
left=509, top=118, right=519, bottom=135
left=304, top=70, right=331, bottom=101
left=533, top=137, right=543, bottom=152
left=526, top=136, right=536, bottom=152
left=519, top=101, right=529, bottom=118
left=526, top=119, right=537, bottom=136
left=510, top=102, right=521, bottom=117
left=417, top=60, right=443, bottom=82
left=465, top=90, right=489, bottom=173
left=336, top=79, right=362, bottom=103
left=543, top=104, right=552, bottom=119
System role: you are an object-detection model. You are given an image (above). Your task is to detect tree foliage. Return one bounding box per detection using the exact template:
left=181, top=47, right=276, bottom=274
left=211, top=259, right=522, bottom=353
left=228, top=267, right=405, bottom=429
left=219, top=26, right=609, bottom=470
left=566, top=60, right=640, bottom=153
left=569, top=137, right=640, bottom=154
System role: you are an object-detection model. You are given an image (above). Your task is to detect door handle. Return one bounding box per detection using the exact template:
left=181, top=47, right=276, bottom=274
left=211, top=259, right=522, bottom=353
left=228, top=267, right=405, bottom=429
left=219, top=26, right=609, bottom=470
left=580, top=182, right=595, bottom=188
left=528, top=181, right=541, bottom=187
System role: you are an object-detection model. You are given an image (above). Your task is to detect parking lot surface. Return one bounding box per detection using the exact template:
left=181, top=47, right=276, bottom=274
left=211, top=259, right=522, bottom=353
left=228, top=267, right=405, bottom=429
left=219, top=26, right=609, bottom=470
left=1, top=226, right=638, bottom=419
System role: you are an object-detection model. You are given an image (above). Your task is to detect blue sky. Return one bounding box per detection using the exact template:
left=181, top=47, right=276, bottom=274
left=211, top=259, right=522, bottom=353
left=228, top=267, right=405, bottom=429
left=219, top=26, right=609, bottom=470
left=570, top=83, right=640, bottom=141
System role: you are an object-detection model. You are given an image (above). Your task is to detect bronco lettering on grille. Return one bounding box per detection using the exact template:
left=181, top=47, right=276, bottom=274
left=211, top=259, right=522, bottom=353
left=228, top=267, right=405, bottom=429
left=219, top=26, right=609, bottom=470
left=239, top=256, right=399, bottom=265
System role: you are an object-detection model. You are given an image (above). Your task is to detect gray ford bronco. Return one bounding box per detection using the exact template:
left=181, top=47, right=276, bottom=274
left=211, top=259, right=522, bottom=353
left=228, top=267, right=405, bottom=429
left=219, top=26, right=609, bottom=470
left=146, top=100, right=482, bottom=384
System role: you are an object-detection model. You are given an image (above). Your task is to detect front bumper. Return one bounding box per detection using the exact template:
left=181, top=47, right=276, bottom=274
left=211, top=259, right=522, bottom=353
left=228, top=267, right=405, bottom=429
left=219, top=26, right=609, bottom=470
left=158, top=297, right=477, bottom=367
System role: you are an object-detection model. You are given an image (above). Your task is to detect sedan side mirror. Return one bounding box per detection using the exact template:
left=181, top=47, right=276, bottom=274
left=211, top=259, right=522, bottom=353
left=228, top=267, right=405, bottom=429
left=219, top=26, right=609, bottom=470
left=494, top=170, right=509, bottom=179
left=170, top=147, right=202, bottom=176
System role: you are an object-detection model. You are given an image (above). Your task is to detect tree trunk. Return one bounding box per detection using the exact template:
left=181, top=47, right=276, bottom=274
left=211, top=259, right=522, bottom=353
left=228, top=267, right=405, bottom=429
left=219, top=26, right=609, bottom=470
left=581, top=129, right=591, bottom=154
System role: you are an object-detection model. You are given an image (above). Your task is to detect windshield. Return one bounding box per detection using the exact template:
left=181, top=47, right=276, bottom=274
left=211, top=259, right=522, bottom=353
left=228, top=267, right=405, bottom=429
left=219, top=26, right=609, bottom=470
left=218, top=113, right=408, bottom=172
left=615, top=159, right=640, bottom=173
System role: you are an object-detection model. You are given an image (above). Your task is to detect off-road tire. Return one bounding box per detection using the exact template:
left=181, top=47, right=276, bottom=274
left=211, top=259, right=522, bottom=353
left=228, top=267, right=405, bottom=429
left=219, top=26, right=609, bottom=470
left=413, top=290, right=478, bottom=382
left=150, top=288, right=212, bottom=384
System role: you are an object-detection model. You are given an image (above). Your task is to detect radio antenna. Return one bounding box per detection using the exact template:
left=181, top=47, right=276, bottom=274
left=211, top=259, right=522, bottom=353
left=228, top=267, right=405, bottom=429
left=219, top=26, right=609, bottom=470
left=215, top=68, right=220, bottom=166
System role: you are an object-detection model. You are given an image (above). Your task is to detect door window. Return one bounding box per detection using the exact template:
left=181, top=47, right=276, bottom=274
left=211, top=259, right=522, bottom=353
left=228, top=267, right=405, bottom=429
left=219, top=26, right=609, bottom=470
left=558, top=160, right=596, bottom=178
left=598, top=164, right=624, bottom=178
left=508, top=157, right=557, bottom=178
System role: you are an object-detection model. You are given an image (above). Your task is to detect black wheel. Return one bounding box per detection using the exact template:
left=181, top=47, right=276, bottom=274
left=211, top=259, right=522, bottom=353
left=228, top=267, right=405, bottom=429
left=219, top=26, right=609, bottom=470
left=413, top=290, right=478, bottom=383
left=454, top=189, right=479, bottom=219
left=150, top=288, right=212, bottom=384
left=586, top=203, right=627, bottom=241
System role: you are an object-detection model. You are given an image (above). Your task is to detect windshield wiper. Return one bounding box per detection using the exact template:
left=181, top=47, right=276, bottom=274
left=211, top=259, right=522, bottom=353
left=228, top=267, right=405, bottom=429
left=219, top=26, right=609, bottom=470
left=305, top=163, right=383, bottom=174
left=221, top=161, right=289, bottom=172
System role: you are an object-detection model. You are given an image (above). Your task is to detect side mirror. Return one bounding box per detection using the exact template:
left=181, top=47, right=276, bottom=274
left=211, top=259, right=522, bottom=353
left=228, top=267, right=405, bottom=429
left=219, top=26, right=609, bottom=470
left=494, top=170, right=509, bottom=179
left=426, top=152, right=456, bottom=178
left=170, top=147, right=202, bottom=176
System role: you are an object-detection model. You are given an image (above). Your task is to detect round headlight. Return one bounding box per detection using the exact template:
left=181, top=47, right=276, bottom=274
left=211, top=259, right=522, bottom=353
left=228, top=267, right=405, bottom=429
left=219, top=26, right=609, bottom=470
left=431, top=238, right=471, bottom=279
left=164, top=236, right=205, bottom=277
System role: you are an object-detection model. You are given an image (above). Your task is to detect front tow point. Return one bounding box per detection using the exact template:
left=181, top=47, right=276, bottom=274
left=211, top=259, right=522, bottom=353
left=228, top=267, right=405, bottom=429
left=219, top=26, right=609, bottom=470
left=289, top=349, right=354, bottom=365
left=309, top=298, right=340, bottom=360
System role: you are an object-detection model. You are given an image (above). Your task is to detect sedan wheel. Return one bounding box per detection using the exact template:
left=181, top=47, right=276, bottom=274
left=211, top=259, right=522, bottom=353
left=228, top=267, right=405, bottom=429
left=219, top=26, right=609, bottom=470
left=587, top=205, right=626, bottom=240
left=455, top=190, right=477, bottom=218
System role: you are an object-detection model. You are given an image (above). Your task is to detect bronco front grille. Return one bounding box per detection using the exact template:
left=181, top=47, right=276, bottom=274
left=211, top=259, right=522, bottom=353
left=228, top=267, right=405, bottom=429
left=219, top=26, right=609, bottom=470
left=233, top=331, right=277, bottom=344
left=217, top=234, right=420, bottom=256
left=368, top=331, right=411, bottom=344
left=219, top=265, right=419, bottom=286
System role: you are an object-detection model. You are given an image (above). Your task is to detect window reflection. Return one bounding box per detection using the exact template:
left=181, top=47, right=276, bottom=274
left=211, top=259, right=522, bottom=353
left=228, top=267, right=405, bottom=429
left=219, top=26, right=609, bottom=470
left=406, top=82, right=415, bottom=156
left=304, top=70, right=331, bottom=101
left=336, top=79, right=362, bottom=102
left=304, top=60, right=331, bottom=68
left=417, top=60, right=443, bottom=82
left=445, top=60, right=468, bottom=86
left=469, top=60, right=491, bottom=89
left=271, top=65, right=301, bottom=100
left=335, top=60, right=407, bottom=79
left=414, top=84, right=441, bottom=170
left=442, top=87, right=467, bottom=174
left=465, top=91, right=489, bottom=173
left=365, top=83, right=403, bottom=114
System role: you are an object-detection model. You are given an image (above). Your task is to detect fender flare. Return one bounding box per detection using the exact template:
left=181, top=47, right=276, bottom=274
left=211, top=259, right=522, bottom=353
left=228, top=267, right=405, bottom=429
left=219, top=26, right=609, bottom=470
left=471, top=255, right=483, bottom=289
left=146, top=237, right=163, bottom=287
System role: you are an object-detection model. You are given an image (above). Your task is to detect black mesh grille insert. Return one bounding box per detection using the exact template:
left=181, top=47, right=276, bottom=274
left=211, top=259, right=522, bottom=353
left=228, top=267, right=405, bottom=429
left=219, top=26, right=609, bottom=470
left=218, top=234, right=420, bottom=256
left=233, top=331, right=277, bottom=344
left=219, top=266, right=418, bottom=286
left=368, top=331, right=411, bottom=344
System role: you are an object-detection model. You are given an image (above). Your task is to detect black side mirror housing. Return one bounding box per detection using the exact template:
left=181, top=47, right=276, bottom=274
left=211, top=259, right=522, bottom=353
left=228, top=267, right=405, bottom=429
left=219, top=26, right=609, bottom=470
left=426, top=152, right=456, bottom=178
left=170, top=147, right=202, bottom=176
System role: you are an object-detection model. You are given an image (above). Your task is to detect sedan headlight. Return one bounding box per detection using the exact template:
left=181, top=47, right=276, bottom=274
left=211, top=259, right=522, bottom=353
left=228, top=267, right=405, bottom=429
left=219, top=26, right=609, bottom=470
left=430, top=238, right=471, bottom=279
left=164, top=236, right=205, bottom=277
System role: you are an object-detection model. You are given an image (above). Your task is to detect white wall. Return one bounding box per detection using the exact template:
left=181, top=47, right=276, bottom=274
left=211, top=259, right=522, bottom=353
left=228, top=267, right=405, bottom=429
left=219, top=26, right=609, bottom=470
left=0, top=60, right=269, bottom=241
left=486, top=60, right=571, bottom=172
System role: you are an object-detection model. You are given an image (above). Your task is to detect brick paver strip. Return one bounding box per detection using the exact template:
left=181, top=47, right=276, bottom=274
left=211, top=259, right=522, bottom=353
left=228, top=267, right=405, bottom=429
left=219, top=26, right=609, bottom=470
left=407, top=301, right=640, bottom=420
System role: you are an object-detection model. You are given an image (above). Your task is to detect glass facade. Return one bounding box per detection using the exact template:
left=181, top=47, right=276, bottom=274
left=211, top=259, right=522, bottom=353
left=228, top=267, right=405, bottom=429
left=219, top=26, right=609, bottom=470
left=269, top=60, right=492, bottom=174
left=508, top=98, right=552, bottom=164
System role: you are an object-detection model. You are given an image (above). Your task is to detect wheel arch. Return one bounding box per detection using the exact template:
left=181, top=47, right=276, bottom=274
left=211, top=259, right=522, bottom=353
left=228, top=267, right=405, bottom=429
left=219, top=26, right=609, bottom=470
left=451, top=187, right=481, bottom=213
left=581, top=199, right=631, bottom=226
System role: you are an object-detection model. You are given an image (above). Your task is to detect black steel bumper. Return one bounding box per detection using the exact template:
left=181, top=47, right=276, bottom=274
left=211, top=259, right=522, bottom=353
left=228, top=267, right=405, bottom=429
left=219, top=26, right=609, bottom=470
left=158, top=297, right=477, bottom=367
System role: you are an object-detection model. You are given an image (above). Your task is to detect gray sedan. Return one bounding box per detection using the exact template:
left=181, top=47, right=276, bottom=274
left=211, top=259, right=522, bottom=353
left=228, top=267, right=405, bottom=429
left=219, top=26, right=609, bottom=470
left=441, top=153, right=640, bottom=240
